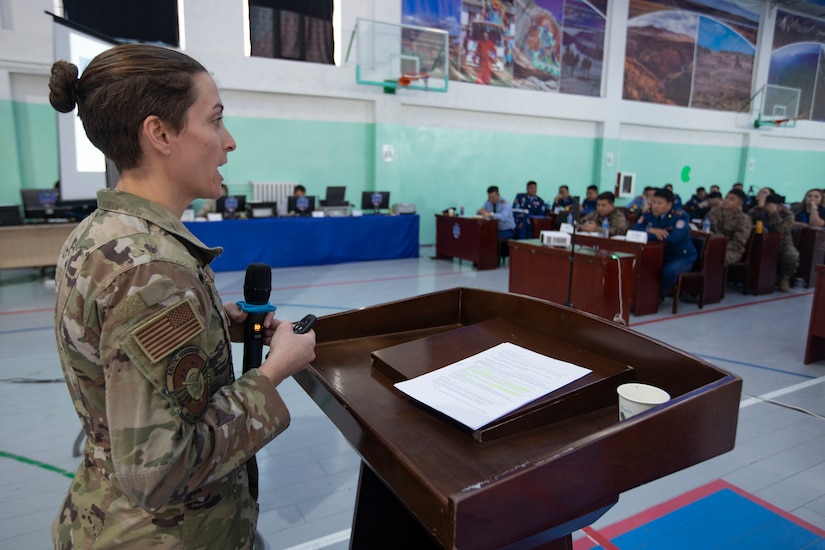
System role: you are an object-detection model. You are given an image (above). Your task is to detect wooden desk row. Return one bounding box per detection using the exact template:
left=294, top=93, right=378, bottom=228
left=795, top=227, right=825, bottom=288
left=435, top=215, right=664, bottom=320
left=805, top=265, right=825, bottom=364
left=0, top=223, right=77, bottom=270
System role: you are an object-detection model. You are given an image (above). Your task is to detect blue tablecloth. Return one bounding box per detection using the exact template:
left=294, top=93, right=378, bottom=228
left=184, top=215, right=419, bottom=272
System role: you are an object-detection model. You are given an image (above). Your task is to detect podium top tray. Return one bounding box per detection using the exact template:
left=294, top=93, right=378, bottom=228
left=294, top=288, right=741, bottom=549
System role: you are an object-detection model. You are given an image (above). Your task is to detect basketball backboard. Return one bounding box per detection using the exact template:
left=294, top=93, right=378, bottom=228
left=754, top=84, right=801, bottom=128
left=350, top=18, right=449, bottom=93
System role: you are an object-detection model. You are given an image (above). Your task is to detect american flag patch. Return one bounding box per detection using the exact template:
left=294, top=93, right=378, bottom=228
left=133, top=298, right=205, bottom=363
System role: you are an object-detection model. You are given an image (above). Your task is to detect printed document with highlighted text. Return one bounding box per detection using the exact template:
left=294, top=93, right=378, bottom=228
left=394, top=342, right=591, bottom=430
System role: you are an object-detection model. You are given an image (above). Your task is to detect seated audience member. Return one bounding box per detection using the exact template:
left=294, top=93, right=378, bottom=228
left=552, top=185, right=574, bottom=211
left=513, top=180, right=547, bottom=239
left=684, top=186, right=708, bottom=218
left=731, top=182, right=754, bottom=210
left=196, top=183, right=228, bottom=217
left=477, top=185, right=516, bottom=239
left=744, top=186, right=775, bottom=213
left=293, top=184, right=307, bottom=197
left=690, top=191, right=723, bottom=222
left=663, top=183, right=683, bottom=211
left=626, top=186, right=654, bottom=213
left=632, top=188, right=697, bottom=299
left=580, top=185, right=599, bottom=215
left=578, top=192, right=628, bottom=237
left=792, top=188, right=825, bottom=228
left=692, top=190, right=723, bottom=220
left=709, top=184, right=721, bottom=194
left=749, top=194, right=799, bottom=292
left=707, top=189, right=752, bottom=265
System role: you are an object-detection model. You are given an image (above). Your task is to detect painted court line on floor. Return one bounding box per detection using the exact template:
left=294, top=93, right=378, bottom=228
left=739, top=374, right=825, bottom=409
left=697, top=353, right=817, bottom=379
left=630, top=291, right=812, bottom=327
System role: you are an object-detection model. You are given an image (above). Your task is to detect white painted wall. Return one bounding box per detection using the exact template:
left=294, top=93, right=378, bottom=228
left=1, top=0, right=823, bottom=156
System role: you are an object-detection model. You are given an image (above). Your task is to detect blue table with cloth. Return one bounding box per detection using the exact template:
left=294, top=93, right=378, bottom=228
left=185, top=215, right=419, bottom=272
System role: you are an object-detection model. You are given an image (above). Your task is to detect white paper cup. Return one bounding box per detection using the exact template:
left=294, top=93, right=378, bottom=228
left=617, top=383, right=670, bottom=421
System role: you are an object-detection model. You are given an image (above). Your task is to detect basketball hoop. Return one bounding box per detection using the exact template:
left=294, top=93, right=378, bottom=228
left=398, top=72, right=430, bottom=90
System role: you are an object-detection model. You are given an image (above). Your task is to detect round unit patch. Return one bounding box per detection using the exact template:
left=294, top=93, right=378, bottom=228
left=167, top=346, right=210, bottom=422
left=452, top=222, right=461, bottom=239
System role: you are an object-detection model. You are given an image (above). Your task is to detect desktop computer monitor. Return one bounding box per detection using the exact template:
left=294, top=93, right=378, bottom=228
left=21, top=188, right=60, bottom=220
left=322, top=186, right=347, bottom=207
left=20, top=188, right=94, bottom=220
left=288, top=195, right=316, bottom=215
left=216, top=195, right=246, bottom=217
left=361, top=191, right=390, bottom=212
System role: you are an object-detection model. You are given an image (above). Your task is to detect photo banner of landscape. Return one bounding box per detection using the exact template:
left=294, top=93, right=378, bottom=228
left=623, top=0, right=760, bottom=111
left=769, top=11, right=825, bottom=122
left=402, top=0, right=607, bottom=96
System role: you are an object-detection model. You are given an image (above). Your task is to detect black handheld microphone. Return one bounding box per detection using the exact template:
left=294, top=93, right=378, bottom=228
left=237, top=263, right=275, bottom=502
left=239, top=263, right=275, bottom=374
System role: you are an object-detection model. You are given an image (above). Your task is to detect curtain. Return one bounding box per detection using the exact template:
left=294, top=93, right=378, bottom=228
left=63, top=0, right=179, bottom=47
left=249, top=0, right=334, bottom=64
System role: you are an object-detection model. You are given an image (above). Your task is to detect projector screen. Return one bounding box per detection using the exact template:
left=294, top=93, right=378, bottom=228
left=52, top=16, right=117, bottom=200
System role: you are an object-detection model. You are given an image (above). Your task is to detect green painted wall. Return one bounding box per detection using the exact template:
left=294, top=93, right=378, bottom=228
left=1, top=99, right=823, bottom=248
left=392, top=124, right=598, bottom=244
left=221, top=117, right=374, bottom=195
left=745, top=147, right=824, bottom=200
left=617, top=139, right=744, bottom=198
left=13, top=102, right=59, bottom=192
left=1, top=99, right=59, bottom=205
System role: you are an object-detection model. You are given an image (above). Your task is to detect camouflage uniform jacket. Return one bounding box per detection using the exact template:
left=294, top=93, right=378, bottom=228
left=707, top=206, right=752, bottom=265
left=579, top=209, right=628, bottom=237
left=52, top=189, right=289, bottom=549
left=749, top=205, right=796, bottom=251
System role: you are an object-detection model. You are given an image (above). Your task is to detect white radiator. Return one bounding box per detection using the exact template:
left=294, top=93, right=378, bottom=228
left=251, top=182, right=296, bottom=217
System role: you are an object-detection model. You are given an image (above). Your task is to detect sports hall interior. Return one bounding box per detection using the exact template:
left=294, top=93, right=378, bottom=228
left=1, top=1, right=825, bottom=549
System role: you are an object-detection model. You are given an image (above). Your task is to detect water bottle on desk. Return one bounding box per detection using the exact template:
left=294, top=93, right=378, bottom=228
left=702, top=217, right=711, bottom=233
left=567, top=211, right=573, bottom=226
left=460, top=206, right=464, bottom=216
left=601, top=217, right=610, bottom=238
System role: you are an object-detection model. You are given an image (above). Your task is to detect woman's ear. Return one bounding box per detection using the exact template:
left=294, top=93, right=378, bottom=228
left=141, top=115, right=173, bottom=156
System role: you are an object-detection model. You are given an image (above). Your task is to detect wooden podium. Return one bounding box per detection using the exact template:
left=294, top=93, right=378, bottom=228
left=435, top=215, right=500, bottom=270
left=294, top=288, right=741, bottom=549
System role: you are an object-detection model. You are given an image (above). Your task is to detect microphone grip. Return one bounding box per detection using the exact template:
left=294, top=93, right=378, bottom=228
left=242, top=311, right=267, bottom=373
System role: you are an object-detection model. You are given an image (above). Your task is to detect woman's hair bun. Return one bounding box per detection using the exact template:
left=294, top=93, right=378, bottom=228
left=49, top=60, right=80, bottom=113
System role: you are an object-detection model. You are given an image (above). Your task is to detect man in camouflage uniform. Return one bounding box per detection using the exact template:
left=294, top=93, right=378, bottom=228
left=749, top=193, right=799, bottom=292
left=577, top=191, right=628, bottom=237
left=707, top=189, right=752, bottom=265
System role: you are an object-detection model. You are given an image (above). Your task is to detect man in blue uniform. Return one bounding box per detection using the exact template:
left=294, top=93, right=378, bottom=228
left=513, top=180, right=547, bottom=239
left=580, top=185, right=599, bottom=215
left=478, top=185, right=516, bottom=239
left=632, top=188, right=697, bottom=299
left=552, top=185, right=574, bottom=212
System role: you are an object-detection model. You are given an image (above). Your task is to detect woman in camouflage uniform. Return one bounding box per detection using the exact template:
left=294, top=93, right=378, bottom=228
left=49, top=44, right=316, bottom=549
